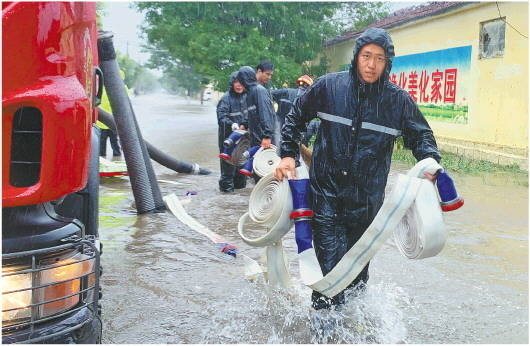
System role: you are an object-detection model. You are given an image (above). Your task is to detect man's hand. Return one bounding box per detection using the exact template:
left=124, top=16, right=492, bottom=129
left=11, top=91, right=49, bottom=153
left=260, top=138, right=272, bottom=149
left=424, top=172, right=437, bottom=182
left=275, top=157, right=296, bottom=181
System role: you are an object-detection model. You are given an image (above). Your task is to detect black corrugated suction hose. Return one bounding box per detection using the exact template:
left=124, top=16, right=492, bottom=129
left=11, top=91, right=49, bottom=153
left=98, top=31, right=158, bottom=214
left=98, top=108, right=211, bottom=175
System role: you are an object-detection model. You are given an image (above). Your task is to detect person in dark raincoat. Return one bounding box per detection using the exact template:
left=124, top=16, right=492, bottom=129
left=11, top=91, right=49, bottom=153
left=271, top=75, right=314, bottom=145
left=275, top=28, right=441, bottom=310
left=217, top=71, right=248, bottom=192
left=300, top=119, right=320, bottom=147
left=236, top=66, right=275, bottom=150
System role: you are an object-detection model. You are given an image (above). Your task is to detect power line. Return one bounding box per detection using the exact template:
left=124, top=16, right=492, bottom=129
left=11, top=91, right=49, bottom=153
left=496, top=2, right=528, bottom=39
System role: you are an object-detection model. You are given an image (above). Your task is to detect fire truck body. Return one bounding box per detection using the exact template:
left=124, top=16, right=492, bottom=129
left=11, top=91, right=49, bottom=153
left=2, top=2, right=102, bottom=343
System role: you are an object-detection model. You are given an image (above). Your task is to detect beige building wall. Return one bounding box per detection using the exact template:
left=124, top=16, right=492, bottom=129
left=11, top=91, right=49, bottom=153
left=319, top=2, right=528, bottom=169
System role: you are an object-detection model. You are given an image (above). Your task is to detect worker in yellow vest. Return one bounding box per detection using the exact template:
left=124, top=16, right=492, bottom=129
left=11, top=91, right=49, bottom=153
left=97, top=70, right=128, bottom=157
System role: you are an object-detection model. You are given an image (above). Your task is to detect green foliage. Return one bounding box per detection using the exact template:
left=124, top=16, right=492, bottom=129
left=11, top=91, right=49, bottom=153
left=96, top=3, right=106, bottom=30
left=116, top=52, right=159, bottom=94
left=135, top=2, right=388, bottom=90
left=159, top=63, right=206, bottom=96
left=335, top=2, right=390, bottom=33
left=418, top=105, right=468, bottom=124
left=134, top=69, right=160, bottom=94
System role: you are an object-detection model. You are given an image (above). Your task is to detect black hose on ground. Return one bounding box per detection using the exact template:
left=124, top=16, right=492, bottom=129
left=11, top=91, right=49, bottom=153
left=98, top=108, right=212, bottom=175
left=98, top=31, right=161, bottom=214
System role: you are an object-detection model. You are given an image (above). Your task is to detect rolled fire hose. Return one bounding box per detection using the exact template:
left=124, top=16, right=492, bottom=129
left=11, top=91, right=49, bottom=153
left=220, top=130, right=251, bottom=166
left=237, top=172, right=294, bottom=287
left=238, top=158, right=447, bottom=297
left=98, top=108, right=211, bottom=175
left=252, top=145, right=281, bottom=178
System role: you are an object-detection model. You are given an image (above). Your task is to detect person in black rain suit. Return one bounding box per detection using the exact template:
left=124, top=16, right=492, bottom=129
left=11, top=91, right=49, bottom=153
left=275, top=28, right=441, bottom=310
left=236, top=66, right=276, bottom=183
left=217, top=71, right=248, bottom=192
left=271, top=75, right=314, bottom=146
left=236, top=66, right=275, bottom=150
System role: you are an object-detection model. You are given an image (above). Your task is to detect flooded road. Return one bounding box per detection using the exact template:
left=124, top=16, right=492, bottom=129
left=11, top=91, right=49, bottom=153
left=99, top=93, right=528, bottom=343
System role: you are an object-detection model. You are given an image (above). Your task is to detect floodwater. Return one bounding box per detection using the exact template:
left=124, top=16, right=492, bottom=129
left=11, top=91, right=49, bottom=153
left=99, top=93, right=528, bottom=344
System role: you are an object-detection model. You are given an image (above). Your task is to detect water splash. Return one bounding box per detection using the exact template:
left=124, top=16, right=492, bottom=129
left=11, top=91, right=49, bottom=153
left=200, top=278, right=410, bottom=344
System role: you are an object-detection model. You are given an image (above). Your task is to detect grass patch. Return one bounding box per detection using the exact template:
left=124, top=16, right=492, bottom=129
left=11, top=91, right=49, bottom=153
left=418, top=105, right=468, bottom=124
left=392, top=138, right=527, bottom=175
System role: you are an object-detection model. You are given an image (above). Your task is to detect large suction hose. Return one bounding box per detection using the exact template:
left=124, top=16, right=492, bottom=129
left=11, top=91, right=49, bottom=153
left=98, top=31, right=162, bottom=214
left=97, top=108, right=211, bottom=175
left=127, top=96, right=166, bottom=211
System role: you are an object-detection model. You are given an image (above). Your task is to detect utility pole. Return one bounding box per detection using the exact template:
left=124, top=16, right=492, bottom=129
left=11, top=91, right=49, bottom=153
left=126, top=41, right=129, bottom=57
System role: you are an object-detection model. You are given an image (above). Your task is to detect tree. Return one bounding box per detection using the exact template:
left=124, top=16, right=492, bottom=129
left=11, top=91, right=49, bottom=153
left=159, top=63, right=207, bottom=97
left=333, top=2, right=390, bottom=33
left=114, top=53, right=160, bottom=94
left=135, top=2, right=389, bottom=89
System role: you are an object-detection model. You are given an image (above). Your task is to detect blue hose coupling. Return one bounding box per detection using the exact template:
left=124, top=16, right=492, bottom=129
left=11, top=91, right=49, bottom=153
left=436, top=171, right=464, bottom=212
left=289, top=179, right=314, bottom=253
left=239, top=158, right=254, bottom=176
left=220, top=131, right=247, bottom=160
left=223, top=130, right=245, bottom=148
left=218, top=242, right=238, bottom=258
left=239, top=146, right=260, bottom=176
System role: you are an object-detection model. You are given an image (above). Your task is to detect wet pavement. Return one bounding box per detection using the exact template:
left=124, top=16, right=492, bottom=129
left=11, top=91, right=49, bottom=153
left=99, top=93, right=528, bottom=343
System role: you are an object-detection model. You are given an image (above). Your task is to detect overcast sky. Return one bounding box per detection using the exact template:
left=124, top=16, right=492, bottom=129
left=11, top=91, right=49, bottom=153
left=101, top=1, right=424, bottom=65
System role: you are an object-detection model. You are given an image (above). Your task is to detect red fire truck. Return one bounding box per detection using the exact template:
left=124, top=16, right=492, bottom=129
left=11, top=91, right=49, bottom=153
left=2, top=2, right=102, bottom=343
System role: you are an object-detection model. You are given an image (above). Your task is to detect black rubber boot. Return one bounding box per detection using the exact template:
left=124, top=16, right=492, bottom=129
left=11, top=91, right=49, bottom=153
left=219, top=159, right=235, bottom=192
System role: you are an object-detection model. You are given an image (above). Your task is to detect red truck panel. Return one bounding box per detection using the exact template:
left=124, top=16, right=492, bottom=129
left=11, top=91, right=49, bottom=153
left=2, top=2, right=98, bottom=207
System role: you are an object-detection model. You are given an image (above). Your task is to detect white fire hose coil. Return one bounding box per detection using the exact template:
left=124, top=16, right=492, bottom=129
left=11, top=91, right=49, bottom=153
left=238, top=158, right=447, bottom=297
left=238, top=173, right=293, bottom=247
left=226, top=130, right=251, bottom=166
left=252, top=145, right=281, bottom=177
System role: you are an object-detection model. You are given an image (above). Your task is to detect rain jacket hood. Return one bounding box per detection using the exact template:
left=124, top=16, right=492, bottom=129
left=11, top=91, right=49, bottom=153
left=228, top=71, right=239, bottom=95
left=237, top=66, right=258, bottom=90
left=350, top=27, right=395, bottom=87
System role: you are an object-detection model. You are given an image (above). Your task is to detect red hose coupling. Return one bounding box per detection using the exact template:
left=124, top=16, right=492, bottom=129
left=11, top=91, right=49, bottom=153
left=239, top=169, right=253, bottom=176
left=290, top=208, right=314, bottom=221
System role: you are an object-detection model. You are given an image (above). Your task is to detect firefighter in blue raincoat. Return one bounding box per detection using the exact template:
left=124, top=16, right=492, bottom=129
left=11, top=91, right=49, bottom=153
left=275, top=28, right=441, bottom=310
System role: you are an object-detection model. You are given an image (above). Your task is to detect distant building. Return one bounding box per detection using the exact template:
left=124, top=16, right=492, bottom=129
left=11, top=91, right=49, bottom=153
left=316, top=2, right=528, bottom=169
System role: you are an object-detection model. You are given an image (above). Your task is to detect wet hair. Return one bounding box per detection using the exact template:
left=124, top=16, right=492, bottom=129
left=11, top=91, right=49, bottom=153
left=256, top=61, right=274, bottom=72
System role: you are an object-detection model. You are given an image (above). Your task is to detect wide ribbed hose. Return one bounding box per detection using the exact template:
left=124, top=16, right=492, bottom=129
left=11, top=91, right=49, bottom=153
left=98, top=31, right=157, bottom=214
left=126, top=96, right=165, bottom=211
